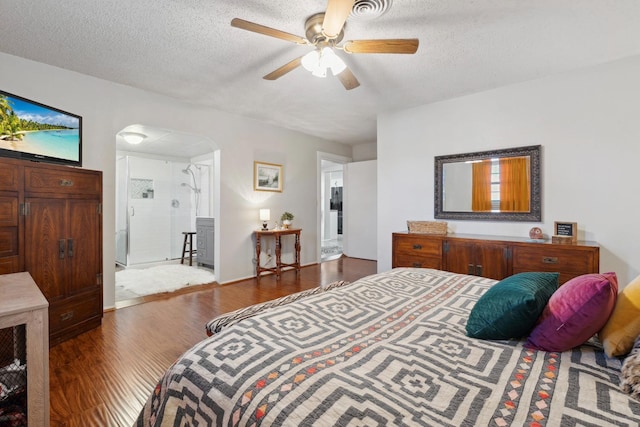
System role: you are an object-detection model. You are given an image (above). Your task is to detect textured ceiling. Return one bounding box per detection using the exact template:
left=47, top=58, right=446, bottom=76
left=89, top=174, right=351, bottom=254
left=1, top=0, right=640, bottom=146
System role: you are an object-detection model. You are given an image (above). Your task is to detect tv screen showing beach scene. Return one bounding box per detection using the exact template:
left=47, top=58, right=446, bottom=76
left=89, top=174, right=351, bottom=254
left=0, top=90, right=82, bottom=166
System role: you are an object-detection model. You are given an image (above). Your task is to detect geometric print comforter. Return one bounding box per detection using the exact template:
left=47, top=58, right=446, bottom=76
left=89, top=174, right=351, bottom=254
left=135, top=268, right=640, bottom=426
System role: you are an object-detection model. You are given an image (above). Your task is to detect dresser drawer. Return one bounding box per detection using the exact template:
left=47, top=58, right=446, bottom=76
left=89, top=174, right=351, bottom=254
left=49, top=288, right=102, bottom=333
left=512, top=245, right=599, bottom=283
left=392, top=234, right=443, bottom=268
left=25, top=167, right=101, bottom=196
left=512, top=246, right=595, bottom=272
left=394, top=254, right=442, bottom=269
left=394, top=236, right=442, bottom=257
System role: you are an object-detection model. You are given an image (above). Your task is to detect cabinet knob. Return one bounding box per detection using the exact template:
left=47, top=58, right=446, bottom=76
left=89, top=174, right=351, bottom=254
left=413, top=244, right=422, bottom=250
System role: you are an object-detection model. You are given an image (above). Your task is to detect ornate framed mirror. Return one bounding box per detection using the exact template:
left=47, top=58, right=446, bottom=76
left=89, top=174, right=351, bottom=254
left=434, top=145, right=541, bottom=221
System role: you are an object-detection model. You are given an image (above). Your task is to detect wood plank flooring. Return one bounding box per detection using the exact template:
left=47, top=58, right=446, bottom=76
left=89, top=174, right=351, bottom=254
left=49, top=257, right=377, bottom=426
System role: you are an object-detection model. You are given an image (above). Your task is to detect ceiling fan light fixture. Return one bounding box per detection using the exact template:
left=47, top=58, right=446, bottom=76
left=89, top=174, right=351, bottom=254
left=301, top=50, right=321, bottom=72
left=302, top=47, right=345, bottom=78
left=321, top=47, right=347, bottom=75
left=312, top=67, right=327, bottom=78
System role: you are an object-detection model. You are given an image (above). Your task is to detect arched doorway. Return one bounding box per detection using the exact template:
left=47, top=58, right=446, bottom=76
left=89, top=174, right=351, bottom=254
left=114, top=124, right=220, bottom=303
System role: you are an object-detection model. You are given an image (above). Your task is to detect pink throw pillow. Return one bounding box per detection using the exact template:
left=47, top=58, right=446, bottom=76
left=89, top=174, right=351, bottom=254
left=526, top=272, right=618, bottom=352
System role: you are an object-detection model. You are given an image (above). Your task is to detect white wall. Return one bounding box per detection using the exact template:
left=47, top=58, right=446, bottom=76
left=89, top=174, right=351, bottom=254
left=0, top=52, right=351, bottom=309
left=352, top=142, right=377, bottom=161
left=344, top=160, right=377, bottom=260
left=378, top=55, right=640, bottom=286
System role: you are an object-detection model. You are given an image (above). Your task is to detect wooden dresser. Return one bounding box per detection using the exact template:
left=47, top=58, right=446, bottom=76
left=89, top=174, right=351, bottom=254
left=0, top=157, right=103, bottom=346
left=392, top=232, right=599, bottom=284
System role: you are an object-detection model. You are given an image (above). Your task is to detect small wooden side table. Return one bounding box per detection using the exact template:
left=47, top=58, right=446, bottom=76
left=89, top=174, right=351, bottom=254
left=0, top=272, right=49, bottom=426
left=255, top=228, right=301, bottom=278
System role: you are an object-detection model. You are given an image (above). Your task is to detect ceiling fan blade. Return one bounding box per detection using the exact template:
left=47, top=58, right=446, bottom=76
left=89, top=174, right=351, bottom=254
left=322, top=0, right=356, bottom=39
left=343, top=39, right=419, bottom=54
left=336, top=66, right=360, bottom=90
left=231, top=18, right=307, bottom=44
left=263, top=56, right=303, bottom=80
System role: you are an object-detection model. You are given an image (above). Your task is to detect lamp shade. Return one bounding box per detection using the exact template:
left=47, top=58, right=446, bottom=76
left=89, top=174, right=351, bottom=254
left=259, top=209, right=270, bottom=221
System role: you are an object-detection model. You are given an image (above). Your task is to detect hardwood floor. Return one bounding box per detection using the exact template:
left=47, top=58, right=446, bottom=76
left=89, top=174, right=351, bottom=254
left=49, top=257, right=377, bottom=426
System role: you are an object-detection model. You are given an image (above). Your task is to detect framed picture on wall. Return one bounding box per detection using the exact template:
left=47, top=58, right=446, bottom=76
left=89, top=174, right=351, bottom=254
left=254, top=161, right=283, bottom=192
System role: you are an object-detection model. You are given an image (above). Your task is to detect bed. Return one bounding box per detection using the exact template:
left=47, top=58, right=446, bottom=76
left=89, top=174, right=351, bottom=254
left=136, top=268, right=640, bottom=426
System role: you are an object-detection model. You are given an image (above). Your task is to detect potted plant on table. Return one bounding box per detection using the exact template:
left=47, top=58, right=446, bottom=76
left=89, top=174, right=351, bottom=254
left=281, top=212, right=294, bottom=229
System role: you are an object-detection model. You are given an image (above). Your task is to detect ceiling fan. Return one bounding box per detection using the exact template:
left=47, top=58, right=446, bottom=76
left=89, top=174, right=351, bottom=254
left=231, top=0, right=419, bottom=90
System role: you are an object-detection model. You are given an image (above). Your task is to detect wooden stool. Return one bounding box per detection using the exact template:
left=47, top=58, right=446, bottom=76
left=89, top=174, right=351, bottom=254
left=181, top=232, right=197, bottom=266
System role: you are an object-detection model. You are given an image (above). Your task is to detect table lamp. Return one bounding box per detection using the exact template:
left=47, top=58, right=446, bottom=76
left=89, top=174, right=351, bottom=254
left=259, top=209, right=270, bottom=230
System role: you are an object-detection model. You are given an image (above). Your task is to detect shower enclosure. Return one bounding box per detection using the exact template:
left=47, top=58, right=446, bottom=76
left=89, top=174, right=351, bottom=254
left=115, top=155, right=211, bottom=266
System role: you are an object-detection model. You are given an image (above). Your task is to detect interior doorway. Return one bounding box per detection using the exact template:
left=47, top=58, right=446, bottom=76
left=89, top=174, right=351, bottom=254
left=114, top=124, right=220, bottom=305
left=318, top=153, right=350, bottom=262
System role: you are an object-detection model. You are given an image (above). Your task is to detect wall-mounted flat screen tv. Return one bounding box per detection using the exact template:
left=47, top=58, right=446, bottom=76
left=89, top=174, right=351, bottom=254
left=0, top=90, right=82, bottom=166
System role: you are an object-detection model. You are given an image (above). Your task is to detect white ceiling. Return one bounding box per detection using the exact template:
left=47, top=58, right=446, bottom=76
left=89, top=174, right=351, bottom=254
left=1, top=0, right=640, bottom=146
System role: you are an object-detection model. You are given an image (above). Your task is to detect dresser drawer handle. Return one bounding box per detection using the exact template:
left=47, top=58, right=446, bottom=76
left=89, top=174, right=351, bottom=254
left=412, top=262, right=422, bottom=268
left=60, top=311, right=74, bottom=321
left=60, top=179, right=74, bottom=187
left=413, top=244, right=422, bottom=250
left=542, top=256, right=558, bottom=264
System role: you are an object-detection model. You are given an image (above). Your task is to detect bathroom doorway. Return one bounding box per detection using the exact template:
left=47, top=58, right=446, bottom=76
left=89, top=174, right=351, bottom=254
left=114, top=125, right=219, bottom=303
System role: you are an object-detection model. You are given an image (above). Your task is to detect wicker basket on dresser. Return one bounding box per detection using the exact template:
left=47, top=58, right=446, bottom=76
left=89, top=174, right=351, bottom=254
left=392, top=232, right=599, bottom=284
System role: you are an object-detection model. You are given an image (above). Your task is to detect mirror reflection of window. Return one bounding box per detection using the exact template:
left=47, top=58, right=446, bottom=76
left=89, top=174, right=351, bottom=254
left=498, top=156, right=530, bottom=212
left=435, top=145, right=541, bottom=221
left=471, top=156, right=530, bottom=212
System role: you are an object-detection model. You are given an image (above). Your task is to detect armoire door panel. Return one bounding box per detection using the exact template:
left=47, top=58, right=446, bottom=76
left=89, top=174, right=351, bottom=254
left=0, top=228, right=18, bottom=258
left=67, top=199, right=101, bottom=295
left=24, top=198, right=67, bottom=301
left=0, top=196, right=18, bottom=226
left=0, top=256, right=19, bottom=274
left=0, top=164, right=19, bottom=191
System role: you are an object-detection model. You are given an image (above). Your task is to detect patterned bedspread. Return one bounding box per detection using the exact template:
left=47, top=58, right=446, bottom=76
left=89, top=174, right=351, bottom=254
left=136, top=268, right=640, bottom=426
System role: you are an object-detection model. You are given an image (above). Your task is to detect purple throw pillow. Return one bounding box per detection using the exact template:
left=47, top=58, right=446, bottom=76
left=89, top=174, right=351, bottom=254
left=526, top=272, right=618, bottom=352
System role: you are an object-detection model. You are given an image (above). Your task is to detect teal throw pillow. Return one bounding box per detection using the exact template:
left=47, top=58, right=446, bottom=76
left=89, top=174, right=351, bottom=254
left=466, top=272, right=559, bottom=340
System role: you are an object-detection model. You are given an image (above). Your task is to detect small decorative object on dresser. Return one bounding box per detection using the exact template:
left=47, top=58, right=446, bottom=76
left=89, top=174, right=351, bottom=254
left=407, top=220, right=448, bottom=235
left=529, top=226, right=544, bottom=240
left=553, top=221, right=577, bottom=243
